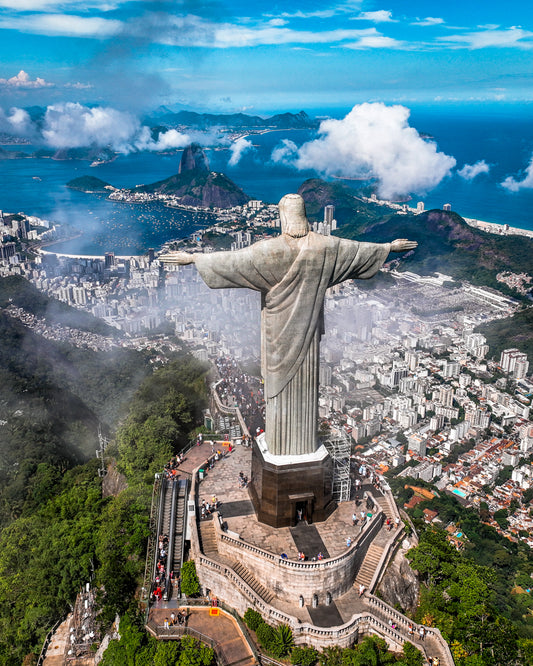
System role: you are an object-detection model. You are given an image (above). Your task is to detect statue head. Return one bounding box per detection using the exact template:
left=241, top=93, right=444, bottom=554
left=279, top=194, right=310, bottom=238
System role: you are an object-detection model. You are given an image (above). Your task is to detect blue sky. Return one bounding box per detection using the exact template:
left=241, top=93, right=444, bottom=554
left=1, top=0, right=533, bottom=113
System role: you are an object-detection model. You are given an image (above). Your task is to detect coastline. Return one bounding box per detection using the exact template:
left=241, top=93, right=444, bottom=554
left=463, top=217, right=533, bottom=240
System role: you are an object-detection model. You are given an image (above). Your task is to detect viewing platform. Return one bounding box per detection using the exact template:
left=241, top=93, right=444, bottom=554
left=146, top=439, right=455, bottom=665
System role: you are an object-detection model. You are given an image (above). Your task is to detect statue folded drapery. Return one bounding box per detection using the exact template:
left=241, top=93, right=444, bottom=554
left=160, top=194, right=416, bottom=456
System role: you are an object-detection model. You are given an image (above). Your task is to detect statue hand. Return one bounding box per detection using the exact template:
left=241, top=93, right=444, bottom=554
left=159, top=251, right=196, bottom=265
left=390, top=239, right=418, bottom=253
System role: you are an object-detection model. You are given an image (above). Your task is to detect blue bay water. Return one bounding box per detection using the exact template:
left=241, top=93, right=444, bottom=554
left=1, top=106, right=533, bottom=255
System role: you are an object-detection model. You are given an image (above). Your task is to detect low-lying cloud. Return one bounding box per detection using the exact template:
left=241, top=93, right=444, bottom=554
left=457, top=160, right=490, bottom=180
left=271, top=103, right=456, bottom=199
left=228, top=137, right=253, bottom=166
left=0, top=101, right=223, bottom=153
left=501, top=155, right=533, bottom=192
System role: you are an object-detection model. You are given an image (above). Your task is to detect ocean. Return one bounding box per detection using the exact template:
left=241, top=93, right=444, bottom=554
left=2, top=104, right=533, bottom=255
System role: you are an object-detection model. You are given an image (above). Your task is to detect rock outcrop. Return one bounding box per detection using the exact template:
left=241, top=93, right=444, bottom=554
left=134, top=144, right=249, bottom=209
left=377, top=540, right=420, bottom=615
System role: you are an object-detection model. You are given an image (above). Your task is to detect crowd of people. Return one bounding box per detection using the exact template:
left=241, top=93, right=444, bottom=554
left=150, top=533, right=171, bottom=603
left=164, top=452, right=185, bottom=479
left=200, top=496, right=219, bottom=519
left=215, top=356, right=265, bottom=435
left=163, top=610, right=186, bottom=629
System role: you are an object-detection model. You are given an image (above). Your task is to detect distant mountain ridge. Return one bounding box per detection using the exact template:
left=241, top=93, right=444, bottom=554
left=148, top=109, right=318, bottom=130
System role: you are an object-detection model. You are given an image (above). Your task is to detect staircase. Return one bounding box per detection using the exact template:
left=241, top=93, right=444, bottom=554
left=199, top=519, right=219, bottom=557
left=355, top=542, right=385, bottom=588
left=231, top=561, right=275, bottom=604
left=372, top=492, right=396, bottom=520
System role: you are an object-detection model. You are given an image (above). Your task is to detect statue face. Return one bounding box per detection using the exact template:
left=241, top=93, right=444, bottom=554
left=279, top=194, right=310, bottom=237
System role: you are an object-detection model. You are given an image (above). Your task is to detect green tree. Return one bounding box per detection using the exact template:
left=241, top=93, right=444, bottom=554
left=397, top=642, right=424, bottom=666
left=243, top=608, right=263, bottom=631
left=180, top=560, right=201, bottom=597
left=270, top=624, right=294, bottom=658
left=291, top=646, right=319, bottom=666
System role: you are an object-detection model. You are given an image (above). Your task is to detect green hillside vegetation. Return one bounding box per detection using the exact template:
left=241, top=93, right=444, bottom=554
left=0, top=275, right=120, bottom=337
left=299, top=179, right=533, bottom=297
left=0, top=276, right=155, bottom=527
left=298, top=178, right=386, bottom=233
left=133, top=168, right=249, bottom=208
left=66, top=175, right=114, bottom=192
left=388, top=475, right=533, bottom=664
left=476, top=306, right=533, bottom=364
left=0, top=353, right=208, bottom=664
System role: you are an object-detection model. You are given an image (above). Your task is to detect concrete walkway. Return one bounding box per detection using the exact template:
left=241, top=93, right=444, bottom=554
left=149, top=607, right=256, bottom=666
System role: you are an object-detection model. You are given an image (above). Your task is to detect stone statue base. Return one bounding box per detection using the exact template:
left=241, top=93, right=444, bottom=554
left=249, top=434, right=336, bottom=528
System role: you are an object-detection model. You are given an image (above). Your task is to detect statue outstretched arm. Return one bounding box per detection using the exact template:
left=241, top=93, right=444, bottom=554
left=159, top=251, right=196, bottom=265
left=390, top=239, right=417, bottom=252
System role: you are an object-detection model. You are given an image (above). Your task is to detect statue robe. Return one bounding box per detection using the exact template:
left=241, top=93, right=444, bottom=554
left=194, top=232, right=390, bottom=456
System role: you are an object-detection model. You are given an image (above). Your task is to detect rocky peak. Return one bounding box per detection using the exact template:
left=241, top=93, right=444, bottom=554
left=179, top=143, right=210, bottom=174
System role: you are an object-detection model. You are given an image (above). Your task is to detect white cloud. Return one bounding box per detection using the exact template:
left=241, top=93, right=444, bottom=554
left=501, top=155, right=533, bottom=192
left=440, top=27, right=533, bottom=49
left=412, top=17, right=444, bottom=27
left=0, top=102, right=223, bottom=153
left=457, top=160, right=490, bottom=180
left=0, top=13, right=122, bottom=38
left=64, top=81, right=93, bottom=90
left=0, top=0, right=126, bottom=9
left=146, top=128, right=194, bottom=151
left=271, top=139, right=299, bottom=165
left=0, top=106, right=34, bottom=136
left=42, top=103, right=141, bottom=150
left=353, top=10, right=395, bottom=23
left=228, top=137, right=253, bottom=166
left=344, top=33, right=405, bottom=49
left=0, top=70, right=53, bottom=89
left=272, top=103, right=456, bottom=199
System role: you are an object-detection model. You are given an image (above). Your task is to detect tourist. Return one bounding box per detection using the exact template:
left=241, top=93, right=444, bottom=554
left=164, top=617, right=169, bottom=630
left=346, top=537, right=352, bottom=548
left=419, top=626, right=425, bottom=640
left=352, top=512, right=357, bottom=526
left=358, top=584, right=365, bottom=597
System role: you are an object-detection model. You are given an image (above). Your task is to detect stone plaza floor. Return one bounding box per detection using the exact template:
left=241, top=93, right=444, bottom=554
left=198, top=443, right=373, bottom=561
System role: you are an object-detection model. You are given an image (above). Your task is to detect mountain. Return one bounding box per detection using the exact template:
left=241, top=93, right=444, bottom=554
left=0, top=146, right=29, bottom=159
left=178, top=142, right=210, bottom=173
left=298, top=178, right=533, bottom=294
left=150, top=109, right=318, bottom=130
left=66, top=175, right=114, bottom=193
left=133, top=143, right=249, bottom=208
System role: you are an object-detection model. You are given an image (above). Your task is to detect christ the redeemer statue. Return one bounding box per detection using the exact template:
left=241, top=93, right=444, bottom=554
left=160, top=194, right=416, bottom=458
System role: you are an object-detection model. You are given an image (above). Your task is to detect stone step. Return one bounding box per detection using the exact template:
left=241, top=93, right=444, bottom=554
left=356, top=544, right=384, bottom=587
left=199, top=521, right=219, bottom=555
left=232, top=561, right=275, bottom=604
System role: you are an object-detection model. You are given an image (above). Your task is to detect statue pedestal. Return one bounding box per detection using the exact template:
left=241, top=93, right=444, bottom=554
left=249, top=435, right=336, bottom=528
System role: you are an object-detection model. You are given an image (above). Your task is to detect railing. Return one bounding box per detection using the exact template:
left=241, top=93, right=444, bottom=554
left=187, top=426, right=454, bottom=663
left=366, top=595, right=455, bottom=664
left=36, top=618, right=63, bottom=666
left=142, top=474, right=163, bottom=612
left=216, top=510, right=383, bottom=571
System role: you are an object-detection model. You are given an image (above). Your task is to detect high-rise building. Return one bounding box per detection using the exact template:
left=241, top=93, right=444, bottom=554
left=104, top=252, right=115, bottom=269
left=500, top=348, right=529, bottom=378
left=324, top=205, right=335, bottom=225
